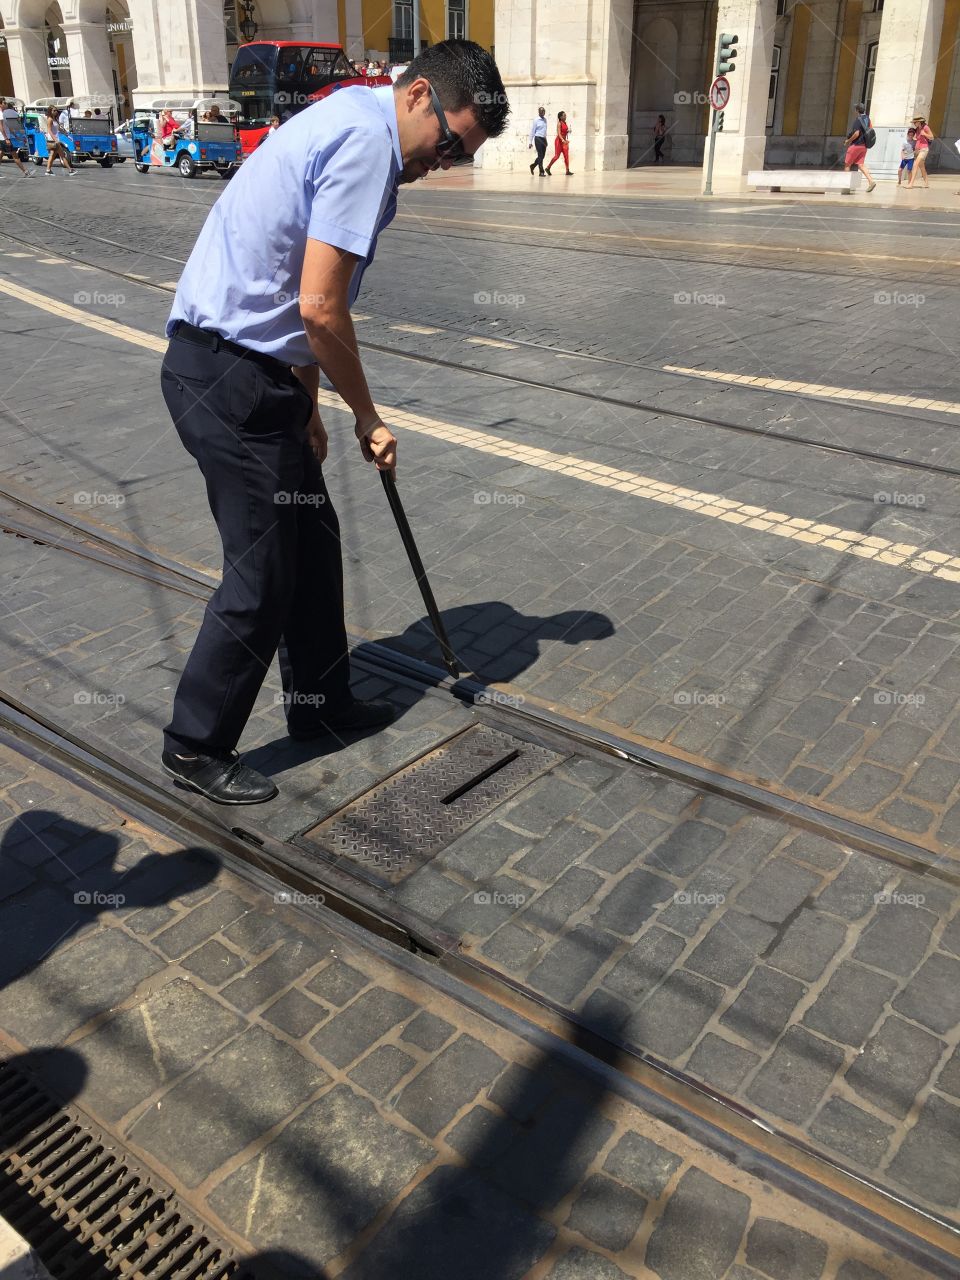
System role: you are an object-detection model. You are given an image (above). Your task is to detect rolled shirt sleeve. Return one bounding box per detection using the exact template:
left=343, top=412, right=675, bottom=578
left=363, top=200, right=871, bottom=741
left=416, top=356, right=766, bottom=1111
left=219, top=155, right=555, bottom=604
left=307, top=125, right=396, bottom=260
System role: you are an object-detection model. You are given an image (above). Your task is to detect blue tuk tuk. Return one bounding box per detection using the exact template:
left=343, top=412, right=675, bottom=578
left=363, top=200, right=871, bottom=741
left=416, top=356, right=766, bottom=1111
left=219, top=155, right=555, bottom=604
left=131, top=97, right=243, bottom=179
left=25, top=96, right=120, bottom=167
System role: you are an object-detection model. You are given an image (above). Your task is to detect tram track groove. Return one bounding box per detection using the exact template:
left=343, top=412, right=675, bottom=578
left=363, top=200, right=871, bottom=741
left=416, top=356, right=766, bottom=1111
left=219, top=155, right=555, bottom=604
left=2, top=213, right=960, bottom=483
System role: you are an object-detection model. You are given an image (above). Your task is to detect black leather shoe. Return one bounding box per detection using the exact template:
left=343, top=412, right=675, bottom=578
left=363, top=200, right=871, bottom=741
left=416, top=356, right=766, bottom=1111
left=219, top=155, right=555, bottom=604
left=287, top=698, right=396, bottom=741
left=161, top=750, right=278, bottom=804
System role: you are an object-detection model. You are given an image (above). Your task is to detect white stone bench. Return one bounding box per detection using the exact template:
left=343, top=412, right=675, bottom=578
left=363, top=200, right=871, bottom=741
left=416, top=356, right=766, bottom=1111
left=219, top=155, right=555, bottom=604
left=747, top=169, right=862, bottom=194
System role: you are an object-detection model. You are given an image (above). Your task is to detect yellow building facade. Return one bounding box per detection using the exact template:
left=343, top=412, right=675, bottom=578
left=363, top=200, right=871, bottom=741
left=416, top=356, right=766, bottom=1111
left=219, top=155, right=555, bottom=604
left=360, top=0, right=494, bottom=63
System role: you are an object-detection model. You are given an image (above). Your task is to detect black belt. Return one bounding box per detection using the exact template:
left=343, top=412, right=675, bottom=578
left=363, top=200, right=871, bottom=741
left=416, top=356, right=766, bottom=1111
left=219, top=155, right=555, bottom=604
left=172, top=321, right=295, bottom=380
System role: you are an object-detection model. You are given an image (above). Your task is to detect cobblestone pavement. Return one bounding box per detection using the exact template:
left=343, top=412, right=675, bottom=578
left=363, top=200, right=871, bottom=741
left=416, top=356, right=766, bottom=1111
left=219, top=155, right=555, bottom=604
left=2, top=239, right=960, bottom=855
left=0, top=737, right=944, bottom=1280
left=2, top=529, right=958, bottom=1232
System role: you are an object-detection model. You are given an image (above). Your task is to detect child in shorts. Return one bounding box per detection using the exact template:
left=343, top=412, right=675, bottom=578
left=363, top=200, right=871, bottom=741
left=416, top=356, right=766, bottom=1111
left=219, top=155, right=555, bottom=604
left=899, top=128, right=916, bottom=184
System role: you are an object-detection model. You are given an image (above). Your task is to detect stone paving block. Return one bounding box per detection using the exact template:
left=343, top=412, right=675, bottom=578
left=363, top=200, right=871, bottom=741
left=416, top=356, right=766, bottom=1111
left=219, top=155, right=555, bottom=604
left=645, top=1167, right=750, bottom=1280
left=734, top=859, right=821, bottom=924
left=487, top=1062, right=555, bottom=1123
left=892, top=953, right=960, bottom=1036
left=744, top=1218, right=828, bottom=1280
left=309, top=988, right=417, bottom=1069
left=220, top=912, right=292, bottom=955
left=887, top=1092, right=960, bottom=1208
left=220, top=936, right=325, bottom=1013
left=593, top=868, right=675, bottom=938
left=721, top=966, right=807, bottom=1050
left=602, top=1129, right=681, bottom=1199
left=627, top=969, right=725, bottom=1060
left=343, top=1165, right=556, bottom=1280
left=864, top=724, right=931, bottom=770
left=685, top=1034, right=760, bottom=1093
left=152, top=890, right=251, bottom=960
left=685, top=912, right=777, bottom=986
left=305, top=959, right=368, bottom=1007
left=936, top=1047, right=960, bottom=1098
left=440, top=821, right=534, bottom=881
left=130, top=1024, right=325, bottom=1186
left=395, top=1033, right=506, bottom=1138
left=347, top=1044, right=416, bottom=1099
left=487, top=1092, right=615, bottom=1211
left=814, top=856, right=893, bottom=921
left=503, top=778, right=587, bottom=837
left=522, top=868, right=605, bottom=934
left=480, top=922, right=546, bottom=970
left=808, top=1096, right=893, bottom=1169
left=396, top=865, right=470, bottom=918
left=845, top=1016, right=945, bottom=1119
left=401, top=1011, right=454, bottom=1052
left=210, top=1084, right=433, bottom=1269
left=747, top=1027, right=844, bottom=1125
left=851, top=904, right=935, bottom=978
left=643, top=820, right=727, bottom=880
left=261, top=988, right=329, bottom=1039
left=526, top=926, right=616, bottom=1004
left=825, top=764, right=900, bottom=814
left=0, top=922, right=165, bottom=1044
left=544, top=1248, right=633, bottom=1280
left=767, top=909, right=847, bottom=983
left=904, top=757, right=960, bottom=806
left=802, top=963, right=896, bottom=1049
left=444, top=1105, right=517, bottom=1167
left=588, top=815, right=670, bottom=874
left=942, top=911, right=960, bottom=958
left=565, top=1172, right=646, bottom=1251
left=179, top=939, right=246, bottom=987
left=834, top=1263, right=891, bottom=1280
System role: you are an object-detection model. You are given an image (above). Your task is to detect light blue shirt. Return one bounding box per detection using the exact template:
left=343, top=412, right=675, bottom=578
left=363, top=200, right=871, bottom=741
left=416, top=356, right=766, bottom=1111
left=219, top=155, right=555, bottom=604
left=530, top=115, right=547, bottom=142
left=167, top=85, right=402, bottom=366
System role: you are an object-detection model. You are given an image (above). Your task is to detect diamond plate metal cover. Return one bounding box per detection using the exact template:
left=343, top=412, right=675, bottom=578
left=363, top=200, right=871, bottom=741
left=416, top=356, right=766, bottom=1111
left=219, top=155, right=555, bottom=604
left=303, top=724, right=564, bottom=883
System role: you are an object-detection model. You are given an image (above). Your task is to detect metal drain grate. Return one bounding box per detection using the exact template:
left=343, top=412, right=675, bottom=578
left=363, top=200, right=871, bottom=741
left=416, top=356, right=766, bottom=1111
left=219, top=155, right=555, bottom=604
left=304, top=723, right=564, bottom=881
left=0, top=1056, right=240, bottom=1279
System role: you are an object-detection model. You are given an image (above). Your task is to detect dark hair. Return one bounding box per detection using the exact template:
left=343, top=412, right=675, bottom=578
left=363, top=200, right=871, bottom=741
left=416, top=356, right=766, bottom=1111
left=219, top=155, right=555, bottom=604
left=855, top=103, right=866, bottom=113
left=396, top=39, right=509, bottom=136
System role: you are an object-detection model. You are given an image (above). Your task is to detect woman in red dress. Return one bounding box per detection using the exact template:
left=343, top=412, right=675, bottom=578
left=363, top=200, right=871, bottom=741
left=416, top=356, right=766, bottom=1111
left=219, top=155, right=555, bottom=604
left=545, top=111, right=573, bottom=176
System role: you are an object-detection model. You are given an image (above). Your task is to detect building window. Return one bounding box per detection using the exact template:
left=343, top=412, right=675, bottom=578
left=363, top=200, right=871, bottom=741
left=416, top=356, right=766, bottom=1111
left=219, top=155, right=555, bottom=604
left=767, top=44, right=781, bottom=128
left=873, top=0, right=884, bottom=11
left=394, top=0, right=413, bottom=40
left=862, top=40, right=878, bottom=111
left=776, top=0, right=786, bottom=15
left=447, top=0, right=466, bottom=40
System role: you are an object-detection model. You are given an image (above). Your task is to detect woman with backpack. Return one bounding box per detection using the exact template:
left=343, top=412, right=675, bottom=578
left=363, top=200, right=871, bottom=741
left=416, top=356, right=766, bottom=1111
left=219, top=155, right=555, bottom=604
left=843, top=103, right=876, bottom=192
left=908, top=115, right=933, bottom=189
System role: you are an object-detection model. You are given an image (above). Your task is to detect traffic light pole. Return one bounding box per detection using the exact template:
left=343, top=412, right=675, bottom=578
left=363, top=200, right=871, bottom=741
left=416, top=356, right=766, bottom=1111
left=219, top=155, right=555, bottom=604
left=703, top=33, right=737, bottom=198
left=703, top=109, right=720, bottom=196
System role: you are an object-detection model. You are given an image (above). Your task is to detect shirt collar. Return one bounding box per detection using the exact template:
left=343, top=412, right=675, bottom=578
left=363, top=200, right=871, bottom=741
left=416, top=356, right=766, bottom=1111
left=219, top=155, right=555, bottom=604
left=371, top=85, right=403, bottom=171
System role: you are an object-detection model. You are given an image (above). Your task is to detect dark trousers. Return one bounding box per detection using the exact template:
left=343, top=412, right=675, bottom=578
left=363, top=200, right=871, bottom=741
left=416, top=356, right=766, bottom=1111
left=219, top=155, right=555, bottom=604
left=532, top=136, right=547, bottom=173
left=161, top=331, right=351, bottom=757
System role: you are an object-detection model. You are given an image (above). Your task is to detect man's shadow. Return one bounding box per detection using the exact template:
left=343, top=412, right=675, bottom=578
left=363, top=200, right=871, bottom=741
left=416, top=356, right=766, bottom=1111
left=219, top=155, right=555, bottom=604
left=244, top=601, right=614, bottom=770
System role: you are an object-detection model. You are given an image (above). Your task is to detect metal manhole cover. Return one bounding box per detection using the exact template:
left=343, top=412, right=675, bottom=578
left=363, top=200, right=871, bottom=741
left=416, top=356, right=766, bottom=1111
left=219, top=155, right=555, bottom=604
left=303, top=723, right=564, bottom=882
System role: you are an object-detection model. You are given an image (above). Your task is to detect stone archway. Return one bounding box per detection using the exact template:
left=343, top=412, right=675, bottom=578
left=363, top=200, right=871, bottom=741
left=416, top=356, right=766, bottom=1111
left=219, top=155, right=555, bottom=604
left=628, top=15, right=679, bottom=166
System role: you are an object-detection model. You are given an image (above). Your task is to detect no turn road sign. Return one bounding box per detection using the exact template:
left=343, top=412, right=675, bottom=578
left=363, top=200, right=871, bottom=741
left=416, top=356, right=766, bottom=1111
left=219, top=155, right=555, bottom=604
left=709, top=76, right=730, bottom=112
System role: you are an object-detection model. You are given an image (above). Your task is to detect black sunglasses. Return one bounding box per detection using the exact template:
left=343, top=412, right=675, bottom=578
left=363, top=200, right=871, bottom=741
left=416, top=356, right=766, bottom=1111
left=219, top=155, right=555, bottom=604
left=427, top=83, right=467, bottom=162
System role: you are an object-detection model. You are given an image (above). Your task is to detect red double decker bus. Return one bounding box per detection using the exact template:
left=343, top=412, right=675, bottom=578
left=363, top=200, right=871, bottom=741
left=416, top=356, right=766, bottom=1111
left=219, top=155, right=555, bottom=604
left=229, top=41, right=391, bottom=155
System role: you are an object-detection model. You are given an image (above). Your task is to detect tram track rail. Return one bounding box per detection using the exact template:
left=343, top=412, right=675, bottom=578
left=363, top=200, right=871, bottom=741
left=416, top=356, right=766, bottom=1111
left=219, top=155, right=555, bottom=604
left=1, top=517, right=959, bottom=1275
left=2, top=211, right=960, bottom=484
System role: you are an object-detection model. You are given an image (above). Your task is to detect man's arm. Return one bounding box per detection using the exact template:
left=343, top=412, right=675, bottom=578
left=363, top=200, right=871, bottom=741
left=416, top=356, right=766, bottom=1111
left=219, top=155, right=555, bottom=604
left=297, top=237, right=396, bottom=471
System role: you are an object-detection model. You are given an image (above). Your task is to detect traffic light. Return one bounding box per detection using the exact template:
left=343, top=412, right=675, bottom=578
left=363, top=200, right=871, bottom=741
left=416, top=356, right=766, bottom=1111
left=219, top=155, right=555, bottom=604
left=715, top=111, right=724, bottom=132
left=717, top=32, right=739, bottom=75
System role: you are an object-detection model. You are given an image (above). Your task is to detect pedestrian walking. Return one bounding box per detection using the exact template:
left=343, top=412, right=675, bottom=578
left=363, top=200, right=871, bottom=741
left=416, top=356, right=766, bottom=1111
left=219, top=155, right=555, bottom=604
left=653, top=114, right=666, bottom=163
left=908, top=115, right=933, bottom=188
left=528, top=105, right=547, bottom=175
left=43, top=106, right=75, bottom=175
left=843, top=102, right=876, bottom=192
left=898, top=127, right=916, bottom=186
left=544, top=110, right=572, bottom=176
left=159, top=40, right=508, bottom=804
left=0, top=102, right=29, bottom=175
